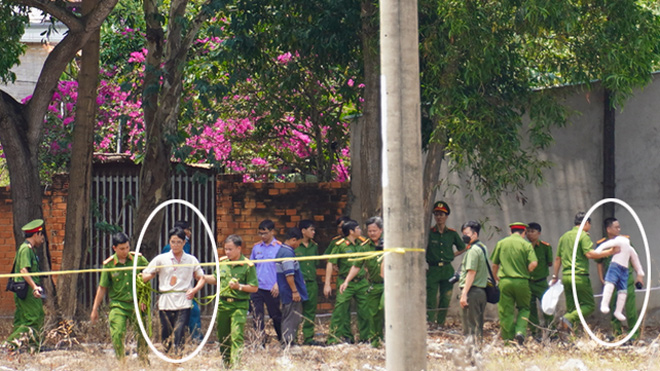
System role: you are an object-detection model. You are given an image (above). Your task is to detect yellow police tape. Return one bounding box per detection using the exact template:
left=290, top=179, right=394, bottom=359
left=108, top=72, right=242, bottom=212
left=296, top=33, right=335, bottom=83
left=0, top=248, right=425, bottom=279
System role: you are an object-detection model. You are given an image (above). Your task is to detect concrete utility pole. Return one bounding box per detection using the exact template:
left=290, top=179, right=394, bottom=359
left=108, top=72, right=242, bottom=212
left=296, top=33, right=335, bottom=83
left=380, top=0, right=426, bottom=367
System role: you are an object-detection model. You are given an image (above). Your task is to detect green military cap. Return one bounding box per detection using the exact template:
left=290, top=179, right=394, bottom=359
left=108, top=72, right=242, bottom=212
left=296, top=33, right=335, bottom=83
left=22, top=219, right=44, bottom=233
left=432, top=201, right=450, bottom=215
left=509, top=222, right=528, bottom=231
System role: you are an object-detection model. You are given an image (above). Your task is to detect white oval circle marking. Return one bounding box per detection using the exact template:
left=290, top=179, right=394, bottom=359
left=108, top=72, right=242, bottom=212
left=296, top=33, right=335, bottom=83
left=572, top=198, right=651, bottom=347
left=132, top=199, right=220, bottom=363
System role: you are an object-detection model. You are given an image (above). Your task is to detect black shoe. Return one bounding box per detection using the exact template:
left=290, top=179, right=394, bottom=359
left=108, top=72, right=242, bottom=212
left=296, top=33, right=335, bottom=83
left=515, top=333, right=524, bottom=345
left=304, top=340, right=323, bottom=346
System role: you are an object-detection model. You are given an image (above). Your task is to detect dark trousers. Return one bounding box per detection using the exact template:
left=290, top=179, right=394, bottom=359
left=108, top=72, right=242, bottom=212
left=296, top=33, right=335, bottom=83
left=159, top=308, right=190, bottom=353
left=251, top=289, right=282, bottom=343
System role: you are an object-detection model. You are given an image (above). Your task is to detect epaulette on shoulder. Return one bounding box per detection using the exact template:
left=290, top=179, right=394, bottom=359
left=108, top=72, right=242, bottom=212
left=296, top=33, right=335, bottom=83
left=540, top=241, right=551, bottom=246
left=336, top=238, right=346, bottom=245
left=447, top=228, right=456, bottom=232
left=274, top=240, right=282, bottom=245
left=358, top=236, right=367, bottom=242
left=360, top=239, right=370, bottom=246
left=596, top=237, right=607, bottom=244
left=430, top=226, right=437, bottom=233
left=103, top=256, right=114, bottom=265
left=622, top=235, right=630, bottom=239
left=219, top=256, right=229, bottom=262
left=129, top=251, right=142, bottom=256
left=245, top=259, right=254, bottom=267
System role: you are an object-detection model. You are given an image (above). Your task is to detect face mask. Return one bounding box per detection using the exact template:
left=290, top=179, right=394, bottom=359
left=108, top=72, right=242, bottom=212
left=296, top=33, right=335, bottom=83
left=462, top=235, right=472, bottom=244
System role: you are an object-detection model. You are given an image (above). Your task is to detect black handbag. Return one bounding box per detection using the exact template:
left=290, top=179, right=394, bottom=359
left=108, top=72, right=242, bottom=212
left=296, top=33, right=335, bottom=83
left=477, top=244, right=500, bottom=304
left=6, top=259, right=29, bottom=300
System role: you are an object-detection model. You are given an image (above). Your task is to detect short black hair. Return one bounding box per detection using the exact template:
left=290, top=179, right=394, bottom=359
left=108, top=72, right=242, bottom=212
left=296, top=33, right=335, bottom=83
left=225, top=234, right=243, bottom=247
left=299, top=219, right=315, bottom=230
left=286, top=227, right=303, bottom=240
left=365, top=216, right=383, bottom=229
left=174, top=220, right=190, bottom=230
left=336, top=216, right=351, bottom=227
left=341, top=220, right=359, bottom=237
left=527, top=222, right=542, bottom=232
left=461, top=220, right=481, bottom=235
left=258, top=219, right=275, bottom=231
left=603, top=217, right=618, bottom=230
left=574, top=212, right=591, bottom=225
left=168, top=227, right=187, bottom=242
left=112, top=232, right=130, bottom=247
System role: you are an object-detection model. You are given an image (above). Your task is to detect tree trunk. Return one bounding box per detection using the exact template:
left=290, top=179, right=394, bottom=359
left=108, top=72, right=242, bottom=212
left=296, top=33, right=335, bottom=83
left=357, top=0, right=382, bottom=222
left=57, top=0, right=99, bottom=319
left=422, top=137, right=445, bottom=242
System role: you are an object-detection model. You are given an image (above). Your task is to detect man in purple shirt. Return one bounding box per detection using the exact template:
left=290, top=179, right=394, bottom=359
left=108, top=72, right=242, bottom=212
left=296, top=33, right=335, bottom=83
left=250, top=219, right=283, bottom=345
left=276, top=228, right=309, bottom=345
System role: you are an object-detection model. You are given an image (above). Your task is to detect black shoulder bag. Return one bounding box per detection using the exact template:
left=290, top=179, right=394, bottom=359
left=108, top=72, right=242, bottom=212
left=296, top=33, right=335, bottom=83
left=476, top=243, right=500, bottom=304
left=6, top=257, right=29, bottom=300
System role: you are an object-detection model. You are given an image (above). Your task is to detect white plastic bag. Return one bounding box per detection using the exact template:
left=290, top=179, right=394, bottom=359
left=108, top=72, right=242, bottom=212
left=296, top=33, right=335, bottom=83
left=542, top=281, right=564, bottom=315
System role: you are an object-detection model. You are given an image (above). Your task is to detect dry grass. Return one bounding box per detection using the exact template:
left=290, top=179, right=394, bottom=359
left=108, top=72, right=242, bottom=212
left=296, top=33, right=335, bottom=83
left=0, top=314, right=659, bottom=370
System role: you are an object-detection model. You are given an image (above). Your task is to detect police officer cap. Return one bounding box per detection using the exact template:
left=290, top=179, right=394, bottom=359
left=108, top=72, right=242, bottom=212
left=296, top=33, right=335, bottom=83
left=433, top=201, right=450, bottom=215
left=509, top=222, right=528, bottom=231
left=22, top=219, right=44, bottom=233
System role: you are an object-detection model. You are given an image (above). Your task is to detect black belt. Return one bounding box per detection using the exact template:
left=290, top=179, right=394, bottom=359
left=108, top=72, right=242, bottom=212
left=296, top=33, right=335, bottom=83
left=220, top=296, right=247, bottom=303
left=531, top=277, right=547, bottom=283
left=430, top=261, right=451, bottom=267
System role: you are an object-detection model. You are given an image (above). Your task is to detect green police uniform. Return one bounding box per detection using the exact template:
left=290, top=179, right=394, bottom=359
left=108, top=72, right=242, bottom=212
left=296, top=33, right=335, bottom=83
left=295, top=239, right=319, bottom=344
left=6, top=240, right=44, bottom=349
left=596, top=236, right=639, bottom=339
left=327, top=238, right=370, bottom=344
left=557, top=226, right=595, bottom=328
left=426, top=226, right=466, bottom=324
left=99, top=252, right=149, bottom=361
left=215, top=255, right=258, bottom=367
left=491, top=232, right=537, bottom=340
left=459, top=240, right=489, bottom=340
left=528, top=240, right=554, bottom=335
left=354, top=238, right=384, bottom=347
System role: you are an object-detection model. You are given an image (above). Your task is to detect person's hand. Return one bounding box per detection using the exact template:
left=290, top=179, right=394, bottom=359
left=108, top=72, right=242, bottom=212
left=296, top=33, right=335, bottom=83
left=186, top=288, right=196, bottom=300
left=90, top=309, right=98, bottom=323
left=140, top=302, right=147, bottom=312
left=339, top=281, right=348, bottom=294
left=292, top=291, right=301, bottom=302
left=635, top=275, right=644, bottom=287
left=609, top=246, right=621, bottom=256
left=460, top=294, right=468, bottom=309
left=229, top=279, right=240, bottom=290
left=324, top=283, right=332, bottom=298
left=550, top=277, right=558, bottom=286
left=271, top=283, right=279, bottom=298
left=33, top=286, right=43, bottom=298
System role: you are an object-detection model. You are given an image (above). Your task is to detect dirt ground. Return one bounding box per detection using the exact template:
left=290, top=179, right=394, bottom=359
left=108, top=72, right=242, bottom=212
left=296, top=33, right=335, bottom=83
left=0, top=314, right=659, bottom=370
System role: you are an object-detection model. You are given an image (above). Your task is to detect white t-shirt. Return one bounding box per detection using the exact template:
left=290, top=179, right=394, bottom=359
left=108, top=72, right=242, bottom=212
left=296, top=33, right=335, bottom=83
left=596, top=235, right=644, bottom=276
left=143, top=251, right=204, bottom=310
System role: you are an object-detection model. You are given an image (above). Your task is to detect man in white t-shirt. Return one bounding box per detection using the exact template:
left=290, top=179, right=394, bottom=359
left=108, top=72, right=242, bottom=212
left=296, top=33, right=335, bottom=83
left=142, top=227, right=206, bottom=354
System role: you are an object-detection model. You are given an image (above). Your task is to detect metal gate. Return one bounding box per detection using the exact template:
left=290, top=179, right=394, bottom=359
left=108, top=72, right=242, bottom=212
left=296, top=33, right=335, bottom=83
left=83, top=164, right=217, bottom=314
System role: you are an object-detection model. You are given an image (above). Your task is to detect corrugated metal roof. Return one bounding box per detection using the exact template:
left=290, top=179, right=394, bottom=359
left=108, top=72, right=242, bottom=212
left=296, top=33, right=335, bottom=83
left=21, top=7, right=66, bottom=44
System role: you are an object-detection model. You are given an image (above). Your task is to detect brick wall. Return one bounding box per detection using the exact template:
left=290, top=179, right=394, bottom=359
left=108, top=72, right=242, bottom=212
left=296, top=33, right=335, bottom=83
left=0, top=174, right=350, bottom=315
left=216, top=174, right=350, bottom=313
left=0, top=176, right=68, bottom=314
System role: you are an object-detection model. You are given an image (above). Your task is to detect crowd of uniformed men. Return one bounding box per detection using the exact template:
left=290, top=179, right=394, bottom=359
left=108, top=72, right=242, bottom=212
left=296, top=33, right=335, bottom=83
left=5, top=202, right=642, bottom=364
left=428, top=201, right=643, bottom=345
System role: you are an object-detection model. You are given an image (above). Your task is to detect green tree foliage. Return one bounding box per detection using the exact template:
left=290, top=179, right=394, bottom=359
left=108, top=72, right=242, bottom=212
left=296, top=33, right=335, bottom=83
left=0, top=5, right=28, bottom=84
left=419, top=0, right=660, bottom=205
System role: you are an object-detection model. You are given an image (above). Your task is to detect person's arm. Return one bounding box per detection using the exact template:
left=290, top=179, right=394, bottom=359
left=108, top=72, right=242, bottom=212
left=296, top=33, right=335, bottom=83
left=324, top=261, right=334, bottom=297
left=204, top=274, right=217, bottom=285
left=551, top=256, right=562, bottom=285
left=459, top=270, right=476, bottom=309
left=585, top=246, right=620, bottom=259
left=629, top=248, right=645, bottom=279
left=271, top=282, right=279, bottom=298
left=528, top=260, right=538, bottom=272
left=285, top=274, right=301, bottom=302
left=597, top=263, right=605, bottom=285
left=141, top=271, right=157, bottom=282
left=339, top=266, right=361, bottom=294
left=491, top=264, right=499, bottom=283
left=186, top=270, right=206, bottom=300
left=90, top=286, right=108, bottom=323
left=19, top=267, right=42, bottom=298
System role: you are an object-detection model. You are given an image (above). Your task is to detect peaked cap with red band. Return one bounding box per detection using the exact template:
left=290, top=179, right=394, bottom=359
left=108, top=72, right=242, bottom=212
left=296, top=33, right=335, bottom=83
left=22, top=219, right=44, bottom=234
left=509, top=222, right=528, bottom=231
left=432, top=201, right=450, bottom=215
